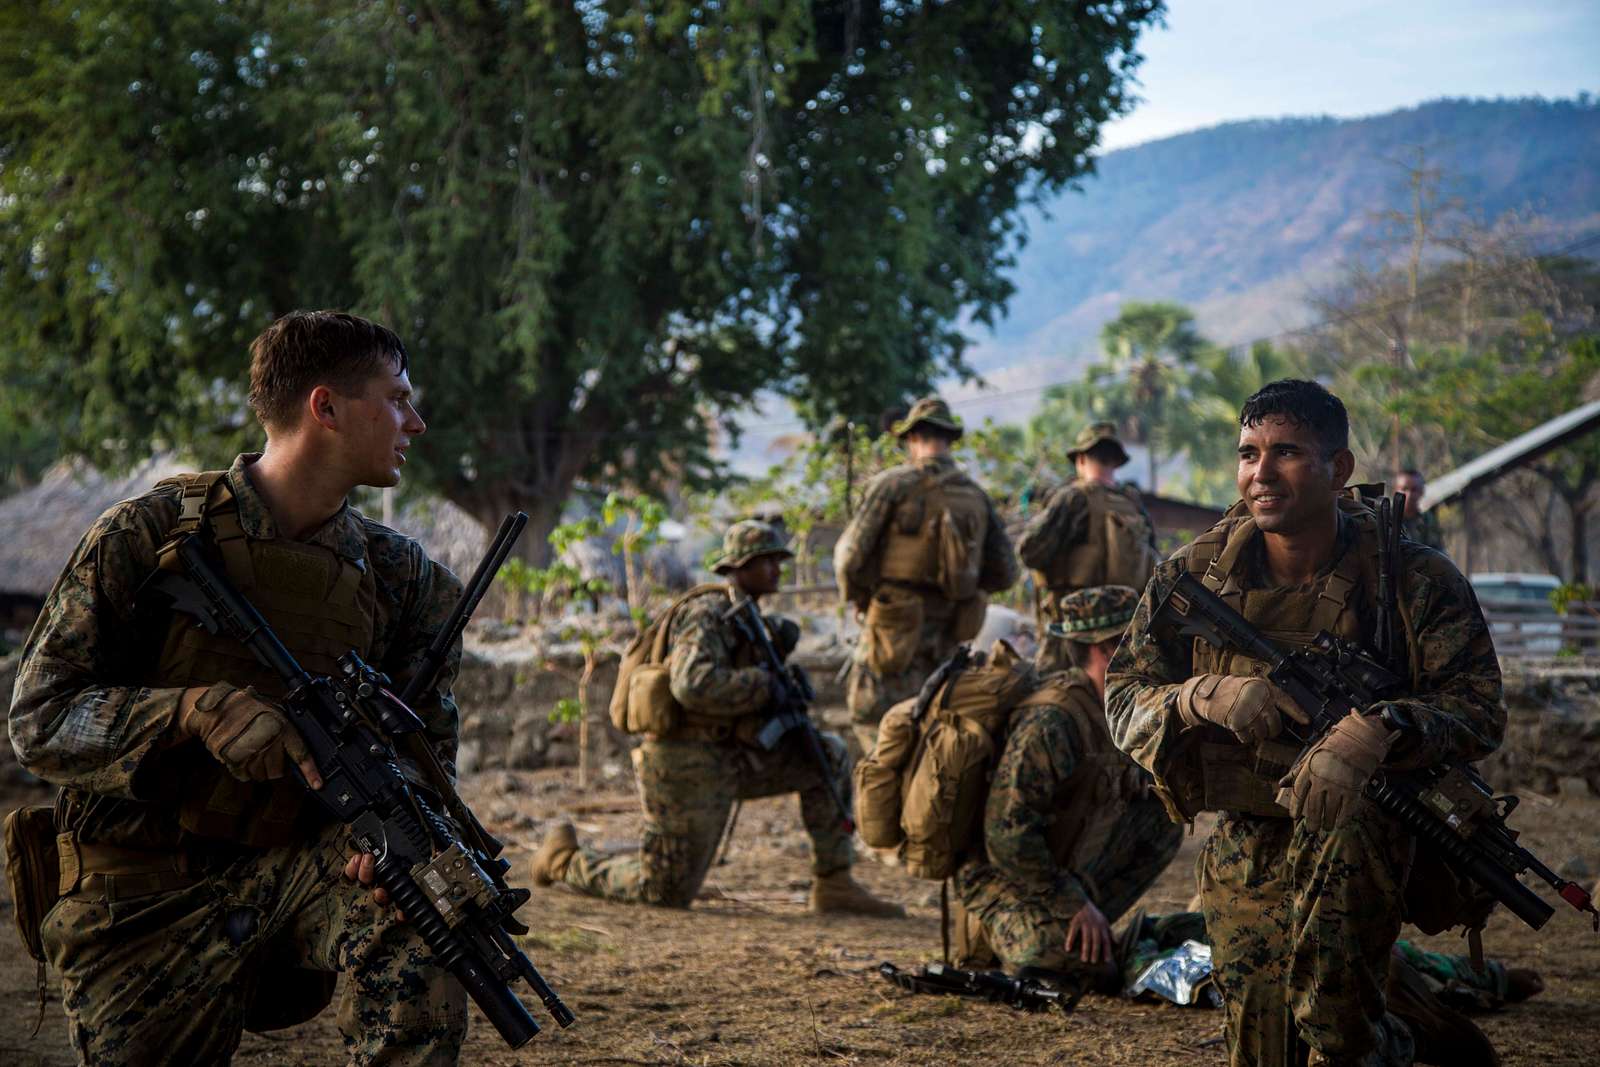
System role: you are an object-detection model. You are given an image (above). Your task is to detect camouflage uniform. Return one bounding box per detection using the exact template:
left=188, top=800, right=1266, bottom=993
left=835, top=399, right=1019, bottom=751
left=1105, top=508, right=1503, bottom=1066
left=1402, top=510, right=1444, bottom=553
left=10, top=453, right=468, bottom=1065
left=561, top=522, right=855, bottom=906
left=955, top=587, right=1180, bottom=979
left=1018, top=424, right=1157, bottom=673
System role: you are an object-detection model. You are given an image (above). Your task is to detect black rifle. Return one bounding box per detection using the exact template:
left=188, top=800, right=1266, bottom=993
left=722, top=595, right=855, bottom=833
left=1155, top=568, right=1599, bottom=933
left=153, top=533, right=574, bottom=1048
left=393, top=512, right=527, bottom=863
left=878, top=961, right=1072, bottom=1012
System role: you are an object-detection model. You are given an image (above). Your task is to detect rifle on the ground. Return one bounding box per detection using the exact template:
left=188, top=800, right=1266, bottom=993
left=1154, top=567, right=1599, bottom=933
left=723, top=595, right=855, bottom=833
left=152, top=529, right=574, bottom=1048
left=878, top=961, right=1072, bottom=1012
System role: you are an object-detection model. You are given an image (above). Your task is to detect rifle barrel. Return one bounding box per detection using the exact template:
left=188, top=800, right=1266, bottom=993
left=399, top=511, right=527, bottom=706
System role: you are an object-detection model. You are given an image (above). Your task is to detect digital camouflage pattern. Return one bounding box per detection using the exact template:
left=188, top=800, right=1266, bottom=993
left=835, top=453, right=1018, bottom=745
left=891, top=395, right=964, bottom=438
left=9, top=453, right=464, bottom=854
left=561, top=587, right=854, bottom=906
left=954, top=684, right=1182, bottom=978
left=710, top=519, right=793, bottom=573
left=1049, top=584, right=1139, bottom=644
left=42, top=820, right=466, bottom=1065
left=1199, top=809, right=1415, bottom=1065
left=1402, top=510, right=1445, bottom=553
left=1104, top=516, right=1504, bottom=1066
left=665, top=591, right=775, bottom=717
left=10, top=453, right=467, bottom=1062
left=561, top=733, right=854, bottom=906
left=1019, top=480, right=1154, bottom=671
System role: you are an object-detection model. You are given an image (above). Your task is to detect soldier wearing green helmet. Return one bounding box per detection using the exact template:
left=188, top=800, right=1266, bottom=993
left=950, top=585, right=1181, bottom=987
left=833, top=396, right=1020, bottom=752
left=1019, top=421, right=1160, bottom=673
left=531, top=519, right=902, bottom=917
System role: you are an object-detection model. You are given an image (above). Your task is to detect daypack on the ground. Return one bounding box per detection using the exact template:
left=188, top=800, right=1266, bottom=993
left=608, top=583, right=730, bottom=734
left=854, top=640, right=1038, bottom=879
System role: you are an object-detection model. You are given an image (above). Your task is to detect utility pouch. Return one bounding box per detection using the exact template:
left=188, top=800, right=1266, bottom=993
left=623, top=663, right=682, bottom=736
left=864, top=587, right=924, bottom=675
left=3, top=805, right=60, bottom=963
left=949, top=595, right=987, bottom=644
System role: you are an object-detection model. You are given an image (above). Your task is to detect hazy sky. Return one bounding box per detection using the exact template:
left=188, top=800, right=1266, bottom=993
left=1099, top=0, right=1599, bottom=151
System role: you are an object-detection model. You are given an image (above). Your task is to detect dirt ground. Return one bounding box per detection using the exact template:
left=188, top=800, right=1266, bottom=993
left=3, top=766, right=1598, bottom=1067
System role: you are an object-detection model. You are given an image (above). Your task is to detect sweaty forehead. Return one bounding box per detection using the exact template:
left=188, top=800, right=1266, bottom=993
left=1237, top=414, right=1319, bottom=450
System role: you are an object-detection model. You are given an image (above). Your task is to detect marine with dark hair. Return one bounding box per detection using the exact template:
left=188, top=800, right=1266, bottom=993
left=10, top=310, right=472, bottom=1063
left=953, top=586, right=1182, bottom=987
left=1017, top=422, right=1159, bottom=672
left=834, top=396, right=1019, bottom=751
left=1105, top=378, right=1506, bottom=1066
left=529, top=520, right=903, bottom=918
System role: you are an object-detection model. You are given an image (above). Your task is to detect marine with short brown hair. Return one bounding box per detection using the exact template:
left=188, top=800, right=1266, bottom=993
left=9, top=310, right=470, bottom=1063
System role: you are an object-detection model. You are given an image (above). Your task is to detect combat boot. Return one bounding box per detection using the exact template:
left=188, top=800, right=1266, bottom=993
left=529, top=821, right=579, bottom=887
left=809, top=870, right=906, bottom=918
left=1386, top=953, right=1500, bottom=1067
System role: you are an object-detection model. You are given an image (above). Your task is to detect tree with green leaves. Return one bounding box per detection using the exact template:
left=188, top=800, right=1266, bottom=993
left=0, top=0, right=1163, bottom=559
left=1032, top=301, right=1205, bottom=493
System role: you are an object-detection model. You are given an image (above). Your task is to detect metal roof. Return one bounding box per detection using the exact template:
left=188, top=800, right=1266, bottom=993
left=1424, top=398, right=1600, bottom=511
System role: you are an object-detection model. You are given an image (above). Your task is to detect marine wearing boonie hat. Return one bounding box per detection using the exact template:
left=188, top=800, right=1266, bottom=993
left=1065, top=422, right=1130, bottom=467
left=710, top=519, right=794, bottom=574
left=891, top=396, right=964, bottom=440
left=1046, top=584, right=1139, bottom=643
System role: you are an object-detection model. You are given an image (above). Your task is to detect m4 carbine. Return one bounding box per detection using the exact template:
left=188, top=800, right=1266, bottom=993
left=878, top=961, right=1072, bottom=1012
left=722, top=595, right=855, bottom=833
left=1155, top=568, right=1598, bottom=933
left=151, top=519, right=574, bottom=1048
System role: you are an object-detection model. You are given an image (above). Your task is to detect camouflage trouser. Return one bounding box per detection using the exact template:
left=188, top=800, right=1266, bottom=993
left=1200, top=807, right=1414, bottom=1067
left=954, top=792, right=1183, bottom=978
left=847, top=596, right=960, bottom=753
left=563, top=731, right=854, bottom=907
left=41, top=820, right=467, bottom=1066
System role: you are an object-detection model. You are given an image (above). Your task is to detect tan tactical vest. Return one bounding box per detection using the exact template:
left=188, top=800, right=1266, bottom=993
left=878, top=466, right=991, bottom=601
left=1027, top=672, right=1141, bottom=877
left=1170, top=494, right=1402, bottom=817
left=1040, top=481, right=1157, bottom=596
left=152, top=471, right=377, bottom=848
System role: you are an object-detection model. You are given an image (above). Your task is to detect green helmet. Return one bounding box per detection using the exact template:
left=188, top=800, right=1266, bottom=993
left=891, top=395, right=964, bottom=440
left=710, top=519, right=793, bottom=574
left=1047, top=585, right=1139, bottom=643
left=1066, top=422, right=1130, bottom=467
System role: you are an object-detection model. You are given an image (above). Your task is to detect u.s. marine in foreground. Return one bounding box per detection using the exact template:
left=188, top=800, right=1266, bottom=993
left=1104, top=379, right=1505, bottom=1066
left=9, top=311, right=471, bottom=1065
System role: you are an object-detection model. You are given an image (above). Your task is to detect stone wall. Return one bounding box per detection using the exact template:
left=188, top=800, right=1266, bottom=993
left=5, top=646, right=1596, bottom=798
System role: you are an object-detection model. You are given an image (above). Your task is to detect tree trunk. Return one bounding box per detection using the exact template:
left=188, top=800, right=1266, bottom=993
left=450, top=483, right=568, bottom=569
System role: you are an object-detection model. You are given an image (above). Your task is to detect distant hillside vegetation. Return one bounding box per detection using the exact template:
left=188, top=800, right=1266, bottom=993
left=978, top=96, right=1600, bottom=377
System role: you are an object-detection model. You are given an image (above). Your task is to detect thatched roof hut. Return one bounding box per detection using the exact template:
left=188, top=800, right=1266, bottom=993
left=0, top=456, right=191, bottom=601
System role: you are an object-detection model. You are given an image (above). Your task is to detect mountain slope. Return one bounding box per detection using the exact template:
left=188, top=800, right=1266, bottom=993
left=973, top=96, right=1600, bottom=380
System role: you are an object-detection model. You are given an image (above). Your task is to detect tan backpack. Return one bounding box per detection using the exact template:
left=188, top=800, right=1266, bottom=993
left=878, top=467, right=989, bottom=601
left=608, top=583, right=730, bottom=735
left=854, top=640, right=1038, bottom=880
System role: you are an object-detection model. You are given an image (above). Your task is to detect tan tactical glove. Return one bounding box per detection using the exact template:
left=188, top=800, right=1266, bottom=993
left=178, top=682, right=320, bottom=786
left=1176, top=674, right=1309, bottom=744
left=1276, top=713, right=1395, bottom=831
